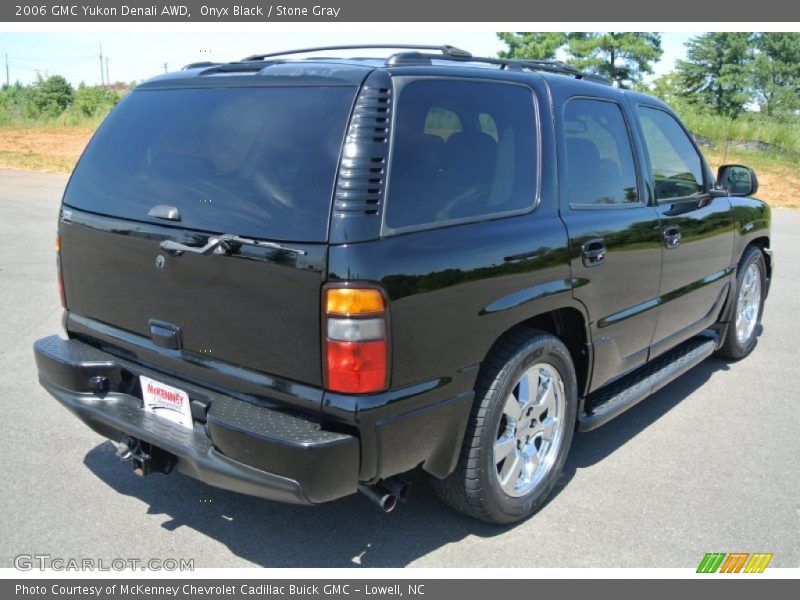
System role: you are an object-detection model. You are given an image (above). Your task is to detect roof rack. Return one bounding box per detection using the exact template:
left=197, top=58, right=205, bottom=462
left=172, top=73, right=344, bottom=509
left=198, top=45, right=607, bottom=85
left=242, top=44, right=472, bottom=62
left=385, top=51, right=610, bottom=85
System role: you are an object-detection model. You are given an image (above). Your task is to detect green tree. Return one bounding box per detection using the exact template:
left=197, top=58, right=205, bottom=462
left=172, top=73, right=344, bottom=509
left=647, top=71, right=687, bottom=107
left=74, top=83, right=120, bottom=117
left=752, top=32, right=800, bottom=116
left=566, top=32, right=662, bottom=88
left=496, top=32, right=567, bottom=60
left=30, top=74, right=74, bottom=116
left=0, top=83, right=27, bottom=122
left=677, top=33, right=753, bottom=117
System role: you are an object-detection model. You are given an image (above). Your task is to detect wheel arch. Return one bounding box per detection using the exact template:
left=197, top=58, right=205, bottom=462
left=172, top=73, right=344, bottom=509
left=719, top=237, right=771, bottom=326
left=482, top=305, right=592, bottom=399
left=749, top=235, right=772, bottom=282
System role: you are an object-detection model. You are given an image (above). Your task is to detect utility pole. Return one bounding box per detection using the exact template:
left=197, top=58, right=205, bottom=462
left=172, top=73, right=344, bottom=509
left=163, top=62, right=168, bottom=73
left=105, top=56, right=110, bottom=86
left=99, top=43, right=104, bottom=85
left=4, top=53, right=8, bottom=87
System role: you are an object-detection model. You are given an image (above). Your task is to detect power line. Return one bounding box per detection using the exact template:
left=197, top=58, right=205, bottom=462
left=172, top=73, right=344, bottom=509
left=7, top=53, right=95, bottom=64
left=3, top=53, right=103, bottom=82
left=99, top=42, right=104, bottom=85
left=4, top=63, right=43, bottom=73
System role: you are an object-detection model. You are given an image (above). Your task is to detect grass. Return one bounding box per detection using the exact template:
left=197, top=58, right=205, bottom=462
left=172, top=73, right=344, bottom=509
left=680, top=111, right=800, bottom=155
left=0, top=113, right=107, bottom=130
left=0, top=125, right=796, bottom=208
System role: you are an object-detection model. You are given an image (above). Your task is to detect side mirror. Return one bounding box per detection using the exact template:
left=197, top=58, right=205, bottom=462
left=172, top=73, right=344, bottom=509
left=717, top=164, right=759, bottom=197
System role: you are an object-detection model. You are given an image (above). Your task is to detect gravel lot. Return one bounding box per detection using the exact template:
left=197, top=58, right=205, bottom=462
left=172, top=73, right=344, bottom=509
left=1, top=168, right=797, bottom=568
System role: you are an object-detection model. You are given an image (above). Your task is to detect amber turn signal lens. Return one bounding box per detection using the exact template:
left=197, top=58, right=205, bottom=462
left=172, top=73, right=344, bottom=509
left=325, top=288, right=384, bottom=315
left=55, top=233, right=61, bottom=253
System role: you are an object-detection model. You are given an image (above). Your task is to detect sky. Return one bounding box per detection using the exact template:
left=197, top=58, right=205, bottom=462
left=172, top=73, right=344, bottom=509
left=0, top=31, right=695, bottom=87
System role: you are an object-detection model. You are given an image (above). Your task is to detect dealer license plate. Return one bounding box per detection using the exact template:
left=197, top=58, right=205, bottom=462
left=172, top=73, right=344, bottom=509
left=139, top=375, right=193, bottom=429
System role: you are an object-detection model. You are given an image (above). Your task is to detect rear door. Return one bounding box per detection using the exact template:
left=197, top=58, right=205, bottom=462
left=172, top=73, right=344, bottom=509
left=634, top=105, right=734, bottom=354
left=60, top=84, right=358, bottom=386
left=556, top=95, right=662, bottom=391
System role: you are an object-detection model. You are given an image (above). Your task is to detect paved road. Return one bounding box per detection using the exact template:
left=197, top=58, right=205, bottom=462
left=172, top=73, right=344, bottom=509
left=1, top=168, right=797, bottom=569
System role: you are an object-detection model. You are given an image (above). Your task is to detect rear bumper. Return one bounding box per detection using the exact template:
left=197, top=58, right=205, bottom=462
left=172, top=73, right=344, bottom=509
left=34, top=336, right=359, bottom=505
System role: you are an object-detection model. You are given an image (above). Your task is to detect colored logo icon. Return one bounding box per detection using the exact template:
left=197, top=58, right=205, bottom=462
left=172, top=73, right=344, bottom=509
left=697, top=552, right=773, bottom=573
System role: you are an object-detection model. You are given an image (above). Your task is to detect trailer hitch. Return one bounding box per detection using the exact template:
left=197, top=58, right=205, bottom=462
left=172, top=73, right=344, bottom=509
left=115, top=436, right=177, bottom=477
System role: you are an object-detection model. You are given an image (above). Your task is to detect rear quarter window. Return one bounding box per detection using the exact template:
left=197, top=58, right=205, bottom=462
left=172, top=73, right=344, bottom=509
left=385, top=79, right=539, bottom=232
left=63, top=86, right=356, bottom=242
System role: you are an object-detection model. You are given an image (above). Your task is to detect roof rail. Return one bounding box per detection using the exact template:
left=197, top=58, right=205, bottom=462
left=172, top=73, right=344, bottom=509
left=182, top=61, right=220, bottom=71
left=242, top=44, right=472, bottom=62
left=385, top=52, right=610, bottom=85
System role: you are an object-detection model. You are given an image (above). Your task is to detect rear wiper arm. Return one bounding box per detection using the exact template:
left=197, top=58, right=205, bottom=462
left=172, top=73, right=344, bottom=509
left=160, top=234, right=307, bottom=256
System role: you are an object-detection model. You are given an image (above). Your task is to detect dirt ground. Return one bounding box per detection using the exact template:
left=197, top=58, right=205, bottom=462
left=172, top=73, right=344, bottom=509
left=705, top=150, right=799, bottom=209
left=0, top=127, right=796, bottom=208
left=0, top=127, right=94, bottom=173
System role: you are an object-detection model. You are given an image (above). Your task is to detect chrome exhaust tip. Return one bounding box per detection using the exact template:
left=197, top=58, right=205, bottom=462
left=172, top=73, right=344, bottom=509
left=358, top=484, right=398, bottom=513
left=382, top=476, right=411, bottom=502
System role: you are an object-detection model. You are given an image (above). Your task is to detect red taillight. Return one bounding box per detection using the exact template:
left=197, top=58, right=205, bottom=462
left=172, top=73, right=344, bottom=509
left=326, top=340, right=387, bottom=394
left=57, top=276, right=66, bottom=308
left=56, top=232, right=66, bottom=308
left=324, top=286, right=388, bottom=394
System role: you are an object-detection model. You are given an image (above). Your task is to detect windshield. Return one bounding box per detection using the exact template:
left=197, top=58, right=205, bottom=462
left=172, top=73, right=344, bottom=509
left=63, top=85, right=356, bottom=242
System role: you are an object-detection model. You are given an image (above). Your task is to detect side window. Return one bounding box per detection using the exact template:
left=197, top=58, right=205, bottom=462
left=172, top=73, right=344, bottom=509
left=637, top=106, right=705, bottom=200
left=563, top=98, right=639, bottom=206
left=386, top=79, right=538, bottom=231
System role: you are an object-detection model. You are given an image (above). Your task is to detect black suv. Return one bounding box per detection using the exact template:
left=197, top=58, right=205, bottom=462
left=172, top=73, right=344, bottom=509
left=34, top=45, right=771, bottom=524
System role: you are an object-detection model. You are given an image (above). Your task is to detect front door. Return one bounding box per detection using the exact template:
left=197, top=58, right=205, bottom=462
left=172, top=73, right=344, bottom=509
left=634, top=105, right=735, bottom=355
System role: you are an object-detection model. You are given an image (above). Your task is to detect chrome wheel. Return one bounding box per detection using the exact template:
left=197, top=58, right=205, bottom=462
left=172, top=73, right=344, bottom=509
left=735, top=262, right=762, bottom=345
left=494, top=363, right=566, bottom=497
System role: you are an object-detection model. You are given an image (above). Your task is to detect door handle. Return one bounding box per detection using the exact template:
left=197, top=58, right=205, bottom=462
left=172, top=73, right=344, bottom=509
left=581, top=238, right=606, bottom=267
left=662, top=226, right=682, bottom=249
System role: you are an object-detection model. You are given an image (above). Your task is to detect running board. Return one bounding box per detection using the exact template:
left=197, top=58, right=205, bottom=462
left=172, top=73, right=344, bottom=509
left=578, top=336, right=717, bottom=432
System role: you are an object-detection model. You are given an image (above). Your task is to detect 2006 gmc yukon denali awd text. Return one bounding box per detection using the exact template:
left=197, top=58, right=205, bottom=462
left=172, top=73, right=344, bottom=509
left=34, top=45, right=772, bottom=524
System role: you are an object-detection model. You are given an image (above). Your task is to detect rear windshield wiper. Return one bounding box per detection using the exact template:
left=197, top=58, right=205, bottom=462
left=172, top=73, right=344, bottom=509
left=160, top=234, right=307, bottom=256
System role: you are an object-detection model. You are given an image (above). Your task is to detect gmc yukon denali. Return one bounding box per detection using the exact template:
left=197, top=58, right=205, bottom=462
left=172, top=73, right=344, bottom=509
left=34, top=45, right=772, bottom=524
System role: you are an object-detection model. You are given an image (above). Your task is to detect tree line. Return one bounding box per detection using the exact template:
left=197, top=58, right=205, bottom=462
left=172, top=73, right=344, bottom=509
left=497, top=32, right=800, bottom=118
left=0, top=74, right=126, bottom=123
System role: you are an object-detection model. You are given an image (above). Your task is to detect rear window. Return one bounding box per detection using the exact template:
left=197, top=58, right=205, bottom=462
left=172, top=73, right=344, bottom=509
left=63, top=86, right=356, bottom=242
left=385, top=79, right=538, bottom=232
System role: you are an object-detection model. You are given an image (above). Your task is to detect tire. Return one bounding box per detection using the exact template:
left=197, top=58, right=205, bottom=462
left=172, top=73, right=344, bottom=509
left=717, top=245, right=767, bottom=360
left=432, top=328, right=577, bottom=524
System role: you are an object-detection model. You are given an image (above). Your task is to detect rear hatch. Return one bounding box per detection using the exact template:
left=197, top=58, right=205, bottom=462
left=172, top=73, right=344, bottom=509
left=59, top=75, right=360, bottom=387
